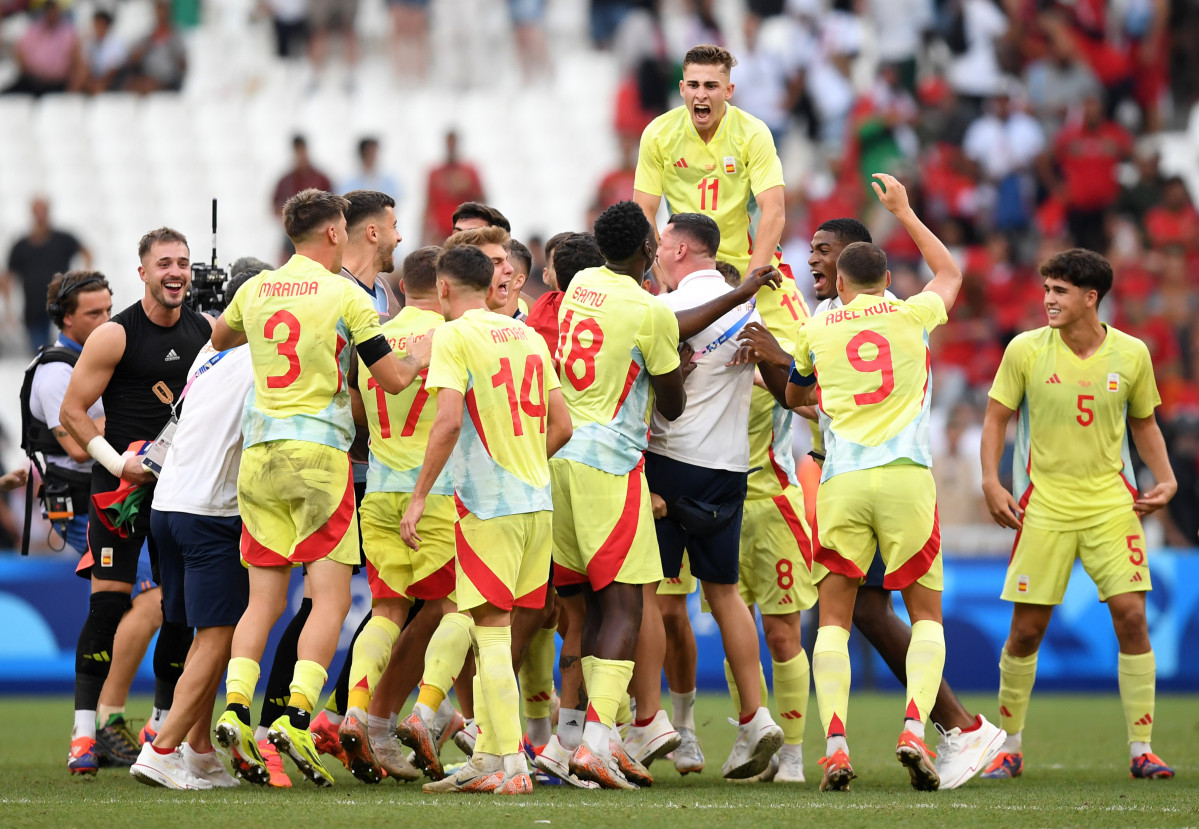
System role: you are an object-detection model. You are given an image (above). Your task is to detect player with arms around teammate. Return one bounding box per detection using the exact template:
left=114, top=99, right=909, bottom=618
left=979, top=249, right=1177, bottom=781
left=59, top=229, right=212, bottom=776
left=400, top=245, right=573, bottom=795
left=208, top=190, right=430, bottom=787
left=786, top=175, right=962, bottom=793
left=634, top=44, right=804, bottom=347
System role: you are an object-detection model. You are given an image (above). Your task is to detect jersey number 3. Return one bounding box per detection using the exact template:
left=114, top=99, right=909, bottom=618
left=265, top=310, right=302, bottom=388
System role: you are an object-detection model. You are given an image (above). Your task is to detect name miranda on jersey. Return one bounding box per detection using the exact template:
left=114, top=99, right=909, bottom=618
left=257, top=280, right=320, bottom=297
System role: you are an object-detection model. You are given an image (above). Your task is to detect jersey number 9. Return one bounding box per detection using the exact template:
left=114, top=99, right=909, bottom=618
left=846, top=330, right=895, bottom=405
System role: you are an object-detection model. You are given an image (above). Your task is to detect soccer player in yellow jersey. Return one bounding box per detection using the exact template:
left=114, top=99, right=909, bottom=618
left=208, top=189, right=430, bottom=787
left=980, top=249, right=1177, bottom=781
left=786, top=175, right=962, bottom=793
left=633, top=44, right=805, bottom=350
left=400, top=244, right=573, bottom=795
left=331, top=246, right=466, bottom=784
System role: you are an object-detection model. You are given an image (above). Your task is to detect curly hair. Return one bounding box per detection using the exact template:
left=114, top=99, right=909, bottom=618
left=816, top=217, right=872, bottom=246
left=593, top=200, right=650, bottom=263
left=1040, top=248, right=1113, bottom=303
left=552, top=233, right=605, bottom=293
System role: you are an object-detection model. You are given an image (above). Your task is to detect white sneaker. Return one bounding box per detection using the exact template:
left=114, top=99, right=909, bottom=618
left=622, top=709, right=681, bottom=766
left=722, top=708, right=784, bottom=780
left=534, top=735, right=598, bottom=788
left=181, top=743, right=239, bottom=787
left=453, top=719, right=478, bottom=756
left=934, top=715, right=1007, bottom=790
left=130, top=743, right=213, bottom=790
left=372, top=732, right=422, bottom=782
left=774, top=744, right=804, bottom=783
left=731, top=752, right=779, bottom=783
left=672, top=727, right=705, bottom=775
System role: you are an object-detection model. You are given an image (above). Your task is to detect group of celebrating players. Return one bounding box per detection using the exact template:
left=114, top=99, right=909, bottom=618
left=45, top=43, right=1177, bottom=796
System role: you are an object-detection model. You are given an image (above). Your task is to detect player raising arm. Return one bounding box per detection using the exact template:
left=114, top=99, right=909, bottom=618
left=979, top=248, right=1177, bottom=781
left=785, top=174, right=962, bottom=794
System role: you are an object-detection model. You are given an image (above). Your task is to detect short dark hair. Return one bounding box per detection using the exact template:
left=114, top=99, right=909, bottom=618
left=452, top=202, right=511, bottom=233
left=1039, top=248, right=1113, bottom=303
left=46, top=270, right=110, bottom=325
left=401, top=246, right=441, bottom=294
left=138, top=227, right=189, bottom=260
left=666, top=212, right=720, bottom=257
left=817, top=217, right=872, bottom=246
left=544, top=231, right=575, bottom=263
left=343, top=190, right=396, bottom=231
left=837, top=241, right=888, bottom=287
left=358, top=137, right=378, bottom=159
left=230, top=256, right=272, bottom=280
left=594, top=200, right=650, bottom=263
left=292, top=134, right=307, bottom=150
left=223, top=273, right=254, bottom=309
left=436, top=245, right=493, bottom=293
left=715, top=260, right=741, bottom=287
left=282, top=189, right=350, bottom=243
left=93, top=9, right=113, bottom=24
left=506, top=239, right=532, bottom=276
left=684, top=44, right=736, bottom=73
left=552, top=233, right=605, bottom=293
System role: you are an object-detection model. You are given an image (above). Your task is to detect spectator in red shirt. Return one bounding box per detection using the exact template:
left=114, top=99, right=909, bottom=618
left=594, top=145, right=638, bottom=214
left=1042, top=93, right=1132, bottom=252
left=422, top=131, right=485, bottom=245
left=271, top=135, right=333, bottom=261
left=1144, top=178, right=1199, bottom=254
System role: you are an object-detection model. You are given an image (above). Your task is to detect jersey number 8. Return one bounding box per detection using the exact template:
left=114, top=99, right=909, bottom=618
left=558, top=310, right=605, bottom=391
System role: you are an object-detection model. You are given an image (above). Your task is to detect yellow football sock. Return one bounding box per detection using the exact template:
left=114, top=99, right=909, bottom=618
left=1119, top=651, right=1156, bottom=744
left=616, top=691, right=632, bottom=726
left=812, top=626, right=851, bottom=738
left=347, top=616, right=401, bottom=713
left=288, top=659, right=328, bottom=713
left=519, top=625, right=557, bottom=720
left=997, top=648, right=1038, bottom=737
left=475, top=626, right=521, bottom=756
left=225, top=657, right=260, bottom=709
left=773, top=653, right=810, bottom=745
left=420, top=612, right=473, bottom=706
left=583, top=656, right=634, bottom=728
left=472, top=674, right=498, bottom=756
left=723, top=658, right=769, bottom=715
left=905, top=620, right=945, bottom=725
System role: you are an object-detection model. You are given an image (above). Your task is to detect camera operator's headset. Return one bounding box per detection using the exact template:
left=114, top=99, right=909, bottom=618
left=48, top=273, right=107, bottom=326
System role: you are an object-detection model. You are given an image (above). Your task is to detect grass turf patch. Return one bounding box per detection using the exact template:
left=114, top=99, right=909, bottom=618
left=1, top=693, right=1195, bottom=829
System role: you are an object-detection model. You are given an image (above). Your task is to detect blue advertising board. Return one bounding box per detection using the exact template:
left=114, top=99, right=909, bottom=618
left=1, top=551, right=1196, bottom=694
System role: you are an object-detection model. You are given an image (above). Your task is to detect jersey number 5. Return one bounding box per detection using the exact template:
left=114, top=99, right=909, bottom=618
left=493, top=355, right=547, bottom=436
left=846, top=330, right=895, bottom=405
left=558, top=310, right=604, bottom=391
left=1076, top=395, right=1095, bottom=427
left=264, top=310, right=302, bottom=388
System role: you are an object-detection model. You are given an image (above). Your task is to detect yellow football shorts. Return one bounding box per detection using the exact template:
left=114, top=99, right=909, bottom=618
left=455, top=499, right=552, bottom=613
left=739, top=488, right=818, bottom=614
left=360, top=491, right=456, bottom=602
left=813, top=464, right=942, bottom=591
left=550, top=458, right=663, bottom=591
left=238, top=440, right=359, bottom=568
left=656, top=553, right=696, bottom=596
left=1003, top=510, right=1150, bottom=604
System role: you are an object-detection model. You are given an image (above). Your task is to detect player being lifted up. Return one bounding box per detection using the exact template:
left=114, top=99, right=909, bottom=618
left=209, top=189, right=430, bottom=787
left=400, top=245, right=573, bottom=795
left=786, top=175, right=962, bottom=793
left=980, top=248, right=1177, bottom=781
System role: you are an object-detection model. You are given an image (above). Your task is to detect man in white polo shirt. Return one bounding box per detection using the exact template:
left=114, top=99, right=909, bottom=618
left=642, top=212, right=784, bottom=781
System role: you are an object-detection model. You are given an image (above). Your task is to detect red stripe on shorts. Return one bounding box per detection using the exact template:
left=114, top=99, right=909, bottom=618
left=813, top=544, right=866, bottom=580
left=455, top=512, right=514, bottom=611
left=291, top=461, right=356, bottom=563
left=366, top=560, right=403, bottom=600
left=585, top=468, right=644, bottom=590
left=773, top=492, right=812, bottom=569
left=241, top=524, right=289, bottom=567
left=553, top=562, right=590, bottom=586
left=408, top=557, right=456, bottom=601
left=883, top=506, right=941, bottom=591
left=514, top=579, right=549, bottom=609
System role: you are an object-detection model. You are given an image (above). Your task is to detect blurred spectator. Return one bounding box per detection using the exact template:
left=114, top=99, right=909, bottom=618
left=593, top=144, right=637, bottom=214
left=931, top=401, right=988, bottom=527
left=852, top=63, right=918, bottom=203
left=1024, top=25, right=1100, bottom=136
left=2, top=197, right=92, bottom=352
left=423, top=131, right=485, bottom=244
left=261, top=0, right=309, bottom=60
left=1116, top=149, right=1165, bottom=232
left=590, top=0, right=641, bottom=48
left=865, top=0, right=933, bottom=94
left=945, top=0, right=1010, bottom=104
left=73, top=8, right=128, bottom=94
left=340, top=137, right=402, bottom=205
left=1, top=1, right=81, bottom=97
left=962, top=85, right=1045, bottom=235
left=730, top=13, right=793, bottom=145
left=666, top=0, right=724, bottom=58
left=272, top=135, right=333, bottom=260
left=511, top=0, right=550, bottom=80
left=124, top=1, right=188, bottom=93
left=387, top=0, right=429, bottom=78
left=1041, top=93, right=1132, bottom=253
left=1143, top=178, right=1199, bottom=254
left=308, top=0, right=359, bottom=80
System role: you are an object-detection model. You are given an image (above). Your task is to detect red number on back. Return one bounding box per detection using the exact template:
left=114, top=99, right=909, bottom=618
left=492, top=354, right=548, bottom=437
left=780, top=292, right=800, bottom=321
left=559, top=310, right=604, bottom=391
left=846, top=330, right=895, bottom=405
left=368, top=369, right=429, bottom=439
left=366, top=377, right=391, bottom=438
left=264, top=309, right=302, bottom=388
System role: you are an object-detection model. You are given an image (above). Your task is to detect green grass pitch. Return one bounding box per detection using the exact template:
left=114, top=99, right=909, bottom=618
left=1, top=693, right=1196, bottom=829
